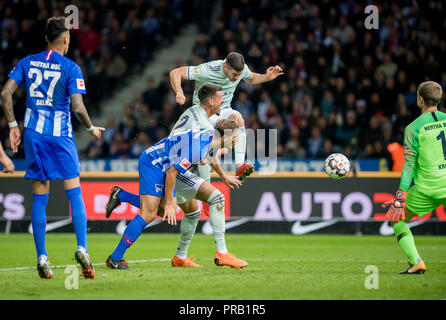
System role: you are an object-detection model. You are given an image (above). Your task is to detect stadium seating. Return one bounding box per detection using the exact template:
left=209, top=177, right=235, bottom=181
left=1, top=0, right=445, bottom=165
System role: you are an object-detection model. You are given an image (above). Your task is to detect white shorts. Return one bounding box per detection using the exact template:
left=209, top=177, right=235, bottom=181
left=176, top=170, right=206, bottom=204
left=209, top=108, right=241, bottom=126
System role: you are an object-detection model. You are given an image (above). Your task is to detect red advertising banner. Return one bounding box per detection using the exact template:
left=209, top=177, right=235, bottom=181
left=79, top=181, right=231, bottom=221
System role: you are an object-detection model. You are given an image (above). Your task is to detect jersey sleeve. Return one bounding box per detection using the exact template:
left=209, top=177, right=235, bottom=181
left=186, top=62, right=209, bottom=81
left=399, top=124, right=418, bottom=191
left=8, top=58, right=26, bottom=86
left=242, top=63, right=253, bottom=80
left=67, top=63, right=87, bottom=95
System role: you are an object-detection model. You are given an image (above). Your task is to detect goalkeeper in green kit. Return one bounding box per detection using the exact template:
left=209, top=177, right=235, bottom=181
left=382, top=81, right=445, bottom=274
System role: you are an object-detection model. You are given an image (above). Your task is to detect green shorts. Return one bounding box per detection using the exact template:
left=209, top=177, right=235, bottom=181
left=405, top=185, right=446, bottom=217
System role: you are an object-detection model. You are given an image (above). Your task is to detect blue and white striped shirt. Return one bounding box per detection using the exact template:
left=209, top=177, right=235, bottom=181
left=143, top=129, right=214, bottom=174
left=8, top=50, right=86, bottom=137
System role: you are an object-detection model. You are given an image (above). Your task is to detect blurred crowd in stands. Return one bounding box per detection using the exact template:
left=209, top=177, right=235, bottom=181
left=1, top=0, right=446, bottom=168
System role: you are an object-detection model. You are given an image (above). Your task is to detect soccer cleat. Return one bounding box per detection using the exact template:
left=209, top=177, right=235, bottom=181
left=172, top=255, right=202, bottom=268
left=400, top=261, right=426, bottom=274
left=106, top=255, right=130, bottom=270
left=214, top=251, right=248, bottom=268
left=75, top=247, right=95, bottom=279
left=236, top=164, right=254, bottom=181
left=37, top=255, right=54, bottom=279
left=105, top=185, right=123, bottom=218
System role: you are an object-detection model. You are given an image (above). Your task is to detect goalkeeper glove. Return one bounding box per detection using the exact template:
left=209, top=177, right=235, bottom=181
left=381, top=190, right=407, bottom=223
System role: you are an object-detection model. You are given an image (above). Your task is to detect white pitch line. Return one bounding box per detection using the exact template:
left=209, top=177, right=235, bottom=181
left=245, top=258, right=446, bottom=263
left=0, top=258, right=170, bottom=272
left=1, top=258, right=445, bottom=272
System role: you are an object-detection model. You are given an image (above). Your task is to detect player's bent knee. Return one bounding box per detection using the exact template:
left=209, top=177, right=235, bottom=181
left=63, top=177, right=80, bottom=190
left=32, top=180, right=50, bottom=194
left=139, top=211, right=157, bottom=223
left=206, top=189, right=225, bottom=206
left=179, top=200, right=200, bottom=215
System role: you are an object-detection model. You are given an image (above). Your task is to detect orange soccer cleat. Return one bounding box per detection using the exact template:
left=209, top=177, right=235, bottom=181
left=400, top=260, right=426, bottom=274
left=214, top=251, right=248, bottom=268
left=236, top=164, right=254, bottom=181
left=172, top=255, right=202, bottom=268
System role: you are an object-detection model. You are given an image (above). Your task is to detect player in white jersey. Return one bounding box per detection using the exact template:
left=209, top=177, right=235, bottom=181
left=170, top=52, right=284, bottom=178
left=106, top=84, right=248, bottom=268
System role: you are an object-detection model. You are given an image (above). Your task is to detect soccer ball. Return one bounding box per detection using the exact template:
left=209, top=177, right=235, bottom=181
left=324, top=153, right=350, bottom=179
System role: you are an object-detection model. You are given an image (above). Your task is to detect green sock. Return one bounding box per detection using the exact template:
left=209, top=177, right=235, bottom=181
left=175, top=209, right=201, bottom=259
left=393, top=221, right=421, bottom=265
left=208, top=190, right=227, bottom=253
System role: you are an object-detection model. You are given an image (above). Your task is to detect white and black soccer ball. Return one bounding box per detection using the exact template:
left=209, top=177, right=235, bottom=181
left=324, top=153, right=350, bottom=179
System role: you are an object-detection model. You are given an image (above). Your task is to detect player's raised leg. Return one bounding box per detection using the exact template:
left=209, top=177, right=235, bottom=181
left=230, top=115, right=254, bottom=180
left=105, top=185, right=140, bottom=218
left=31, top=180, right=53, bottom=279
left=106, top=194, right=158, bottom=270
left=106, top=185, right=203, bottom=267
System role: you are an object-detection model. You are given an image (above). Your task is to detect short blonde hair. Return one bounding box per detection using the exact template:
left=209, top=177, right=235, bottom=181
left=214, top=119, right=239, bottom=137
left=417, top=81, right=443, bottom=107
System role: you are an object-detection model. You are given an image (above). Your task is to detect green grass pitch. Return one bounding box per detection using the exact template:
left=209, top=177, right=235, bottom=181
left=0, top=233, right=445, bottom=300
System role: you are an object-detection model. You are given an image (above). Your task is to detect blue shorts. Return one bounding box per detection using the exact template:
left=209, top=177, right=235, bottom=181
left=139, top=152, right=176, bottom=197
left=24, top=128, right=80, bottom=181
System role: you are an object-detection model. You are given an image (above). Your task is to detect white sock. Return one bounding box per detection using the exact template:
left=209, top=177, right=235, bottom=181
left=234, top=127, right=246, bottom=168
left=37, top=254, right=48, bottom=263
left=175, top=209, right=201, bottom=259
left=207, top=190, right=227, bottom=253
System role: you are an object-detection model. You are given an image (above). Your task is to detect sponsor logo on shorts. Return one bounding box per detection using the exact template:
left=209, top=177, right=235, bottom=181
left=155, top=184, right=163, bottom=193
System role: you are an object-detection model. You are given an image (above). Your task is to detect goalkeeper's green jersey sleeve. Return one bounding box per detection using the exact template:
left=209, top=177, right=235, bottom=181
left=399, top=111, right=446, bottom=198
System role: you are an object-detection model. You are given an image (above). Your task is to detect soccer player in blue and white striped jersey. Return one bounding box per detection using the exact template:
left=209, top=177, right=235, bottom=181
left=106, top=121, right=239, bottom=269
left=1, top=17, right=104, bottom=279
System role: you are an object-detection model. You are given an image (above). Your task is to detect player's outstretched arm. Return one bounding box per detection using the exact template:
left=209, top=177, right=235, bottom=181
left=169, top=66, right=188, bottom=105
left=244, top=65, right=284, bottom=85
left=1, top=79, right=21, bottom=153
left=163, top=166, right=179, bottom=225
left=71, top=93, right=105, bottom=139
